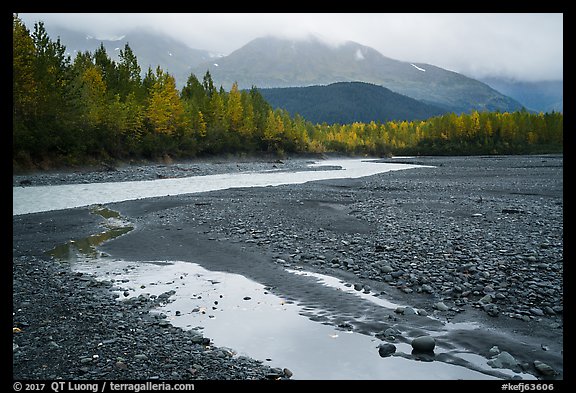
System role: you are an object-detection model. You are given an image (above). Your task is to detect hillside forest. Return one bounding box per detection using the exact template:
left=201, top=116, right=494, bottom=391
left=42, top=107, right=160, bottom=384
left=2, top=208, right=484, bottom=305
left=13, top=16, right=563, bottom=170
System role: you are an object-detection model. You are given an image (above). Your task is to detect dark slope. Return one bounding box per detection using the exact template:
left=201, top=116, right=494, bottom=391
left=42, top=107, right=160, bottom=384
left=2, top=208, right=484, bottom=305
left=258, top=81, right=446, bottom=124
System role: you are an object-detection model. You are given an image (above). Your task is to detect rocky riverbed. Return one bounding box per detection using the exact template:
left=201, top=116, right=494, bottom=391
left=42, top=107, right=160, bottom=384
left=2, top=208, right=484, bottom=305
left=13, top=155, right=563, bottom=382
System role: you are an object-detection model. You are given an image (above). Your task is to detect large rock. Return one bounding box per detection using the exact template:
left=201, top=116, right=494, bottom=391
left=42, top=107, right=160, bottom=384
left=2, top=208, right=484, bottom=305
left=411, top=336, right=436, bottom=352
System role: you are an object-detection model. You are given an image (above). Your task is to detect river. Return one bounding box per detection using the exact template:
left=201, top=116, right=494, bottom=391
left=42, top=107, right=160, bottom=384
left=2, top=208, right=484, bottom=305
left=13, top=159, right=427, bottom=216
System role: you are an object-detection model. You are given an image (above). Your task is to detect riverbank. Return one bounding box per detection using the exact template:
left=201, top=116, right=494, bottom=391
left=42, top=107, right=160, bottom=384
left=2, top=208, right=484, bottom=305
left=13, top=155, right=563, bottom=382
left=12, top=154, right=329, bottom=186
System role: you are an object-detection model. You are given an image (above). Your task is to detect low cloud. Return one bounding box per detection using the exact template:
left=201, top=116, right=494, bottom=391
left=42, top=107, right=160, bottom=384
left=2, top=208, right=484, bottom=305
left=18, top=13, right=563, bottom=82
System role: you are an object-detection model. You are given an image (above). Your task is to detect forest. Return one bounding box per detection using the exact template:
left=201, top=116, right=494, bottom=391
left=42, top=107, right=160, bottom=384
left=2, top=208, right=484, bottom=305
left=13, top=15, right=563, bottom=170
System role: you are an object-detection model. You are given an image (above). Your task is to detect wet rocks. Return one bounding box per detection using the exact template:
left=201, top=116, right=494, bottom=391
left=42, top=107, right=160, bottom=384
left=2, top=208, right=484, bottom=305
left=487, top=351, right=521, bottom=372
left=376, top=327, right=402, bottom=342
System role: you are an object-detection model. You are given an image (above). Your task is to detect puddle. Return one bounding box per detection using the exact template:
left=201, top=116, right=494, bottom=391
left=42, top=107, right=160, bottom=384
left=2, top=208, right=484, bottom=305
left=71, top=255, right=535, bottom=380
left=47, top=205, right=133, bottom=261
left=47, top=206, right=536, bottom=380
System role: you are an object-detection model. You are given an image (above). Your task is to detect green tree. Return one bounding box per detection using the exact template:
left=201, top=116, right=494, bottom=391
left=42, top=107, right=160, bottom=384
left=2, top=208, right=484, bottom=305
left=117, top=43, right=143, bottom=101
left=202, top=70, right=216, bottom=97
left=181, top=72, right=207, bottom=109
left=30, top=20, right=79, bottom=155
left=94, top=43, right=119, bottom=96
left=13, top=14, right=38, bottom=156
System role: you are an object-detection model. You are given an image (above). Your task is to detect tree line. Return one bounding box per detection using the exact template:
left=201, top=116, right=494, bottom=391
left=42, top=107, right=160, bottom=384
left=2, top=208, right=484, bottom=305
left=13, top=15, right=562, bottom=170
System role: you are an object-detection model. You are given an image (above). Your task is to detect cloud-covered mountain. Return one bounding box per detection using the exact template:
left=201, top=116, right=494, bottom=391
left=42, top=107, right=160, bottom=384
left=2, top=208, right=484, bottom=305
left=45, top=26, right=218, bottom=87
left=45, top=27, right=545, bottom=115
left=192, top=35, right=525, bottom=114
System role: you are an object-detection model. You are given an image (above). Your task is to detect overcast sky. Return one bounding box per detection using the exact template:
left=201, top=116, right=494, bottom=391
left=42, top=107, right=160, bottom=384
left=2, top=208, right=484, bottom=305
left=18, top=13, right=563, bottom=82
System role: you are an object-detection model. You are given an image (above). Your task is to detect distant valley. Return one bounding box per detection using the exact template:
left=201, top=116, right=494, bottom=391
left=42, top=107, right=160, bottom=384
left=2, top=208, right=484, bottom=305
left=478, top=77, right=563, bottom=113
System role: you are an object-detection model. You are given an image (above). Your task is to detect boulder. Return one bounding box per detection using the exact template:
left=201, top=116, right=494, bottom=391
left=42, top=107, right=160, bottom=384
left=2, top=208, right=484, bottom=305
left=411, top=336, right=436, bottom=352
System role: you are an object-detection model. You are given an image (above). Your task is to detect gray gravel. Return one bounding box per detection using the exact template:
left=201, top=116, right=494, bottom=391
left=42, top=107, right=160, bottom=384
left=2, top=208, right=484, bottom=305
left=13, top=154, right=563, bottom=381
left=12, top=254, right=292, bottom=380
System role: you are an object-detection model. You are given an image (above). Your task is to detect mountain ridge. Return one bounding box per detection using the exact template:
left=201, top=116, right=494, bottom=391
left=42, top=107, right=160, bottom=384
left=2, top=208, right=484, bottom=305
left=191, top=35, right=525, bottom=113
left=257, top=81, right=447, bottom=124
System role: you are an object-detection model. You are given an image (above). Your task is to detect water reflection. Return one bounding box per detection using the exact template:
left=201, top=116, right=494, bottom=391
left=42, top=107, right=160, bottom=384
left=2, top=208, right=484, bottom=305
left=47, top=205, right=133, bottom=261
left=72, top=257, right=534, bottom=380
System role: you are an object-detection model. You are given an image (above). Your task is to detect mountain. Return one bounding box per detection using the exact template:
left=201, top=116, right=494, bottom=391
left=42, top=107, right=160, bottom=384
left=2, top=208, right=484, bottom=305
left=258, top=82, right=446, bottom=124
left=41, top=25, right=526, bottom=115
left=192, top=35, right=525, bottom=114
left=44, top=26, right=219, bottom=87
left=479, top=77, right=563, bottom=113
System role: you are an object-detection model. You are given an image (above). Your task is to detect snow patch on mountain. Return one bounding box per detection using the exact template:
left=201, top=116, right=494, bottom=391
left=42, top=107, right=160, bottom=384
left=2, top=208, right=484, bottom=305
left=410, top=63, right=426, bottom=72
left=86, top=34, right=126, bottom=41
left=355, top=49, right=365, bottom=61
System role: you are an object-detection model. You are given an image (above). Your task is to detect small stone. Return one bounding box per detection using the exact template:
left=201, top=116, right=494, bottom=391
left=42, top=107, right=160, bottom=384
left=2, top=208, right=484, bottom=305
left=378, top=343, right=397, bottom=357
left=483, top=285, right=495, bottom=294
left=266, top=368, right=284, bottom=380
left=489, top=346, right=500, bottom=356
left=283, top=368, right=293, bottom=378
left=533, top=360, right=556, bottom=376
left=487, top=351, right=519, bottom=371
left=384, top=327, right=401, bottom=338
left=479, top=294, right=493, bottom=304
left=115, top=361, right=128, bottom=370
left=433, top=302, right=450, bottom=311
left=134, top=354, right=148, bottom=360
left=403, top=307, right=417, bottom=315
left=484, top=303, right=500, bottom=317
left=530, top=307, right=545, bottom=316
left=243, top=296, right=251, bottom=301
